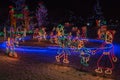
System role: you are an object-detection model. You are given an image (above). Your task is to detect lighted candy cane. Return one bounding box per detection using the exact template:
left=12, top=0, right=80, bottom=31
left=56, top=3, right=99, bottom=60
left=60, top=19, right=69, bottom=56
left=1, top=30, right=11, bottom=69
left=49, top=32, right=55, bottom=43
left=33, top=28, right=39, bottom=40
left=96, top=20, right=101, bottom=27
left=9, top=0, right=25, bottom=11
left=77, top=39, right=92, bottom=66
left=70, top=39, right=78, bottom=53
left=95, top=45, right=117, bottom=74
left=79, top=48, right=91, bottom=66
left=22, top=6, right=30, bottom=30
left=40, top=27, right=47, bottom=40
left=81, top=26, right=87, bottom=38
left=67, top=32, right=72, bottom=41
left=75, top=29, right=81, bottom=40
left=55, top=25, right=64, bottom=44
left=36, top=2, right=48, bottom=27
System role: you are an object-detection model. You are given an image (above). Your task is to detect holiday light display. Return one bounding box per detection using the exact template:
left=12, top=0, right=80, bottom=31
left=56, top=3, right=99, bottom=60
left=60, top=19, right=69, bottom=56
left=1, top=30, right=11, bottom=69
left=50, top=25, right=64, bottom=44
left=49, top=27, right=57, bottom=43
left=95, top=29, right=117, bottom=74
left=67, top=32, right=72, bottom=42
left=33, top=27, right=47, bottom=42
left=1, top=1, right=118, bottom=75
left=96, top=20, right=101, bottom=27
left=36, top=2, right=48, bottom=27
left=6, top=37, right=17, bottom=58
left=77, top=39, right=94, bottom=66
left=9, top=6, right=16, bottom=29
left=105, top=30, right=116, bottom=44
left=49, top=32, right=54, bottom=43
left=56, top=36, right=71, bottom=64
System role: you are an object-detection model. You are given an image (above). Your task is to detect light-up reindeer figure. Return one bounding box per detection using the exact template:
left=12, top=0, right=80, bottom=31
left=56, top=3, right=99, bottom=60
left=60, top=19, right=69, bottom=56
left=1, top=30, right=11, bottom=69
left=56, top=37, right=71, bottom=64
left=6, top=37, right=17, bottom=58
left=97, top=25, right=107, bottom=40
left=55, top=25, right=64, bottom=44
left=95, top=30, right=117, bottom=74
left=40, top=27, right=47, bottom=40
left=49, top=27, right=57, bottom=44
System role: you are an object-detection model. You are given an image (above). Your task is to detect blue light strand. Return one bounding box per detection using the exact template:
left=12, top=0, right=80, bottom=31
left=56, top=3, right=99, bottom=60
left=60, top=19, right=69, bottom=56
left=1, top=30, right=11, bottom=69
left=0, top=39, right=119, bottom=55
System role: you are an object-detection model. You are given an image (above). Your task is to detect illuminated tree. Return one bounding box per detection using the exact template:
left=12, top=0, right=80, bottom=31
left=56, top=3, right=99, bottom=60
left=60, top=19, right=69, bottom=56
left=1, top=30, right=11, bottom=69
left=9, top=0, right=25, bottom=11
left=36, top=2, right=48, bottom=27
left=22, top=6, right=30, bottom=30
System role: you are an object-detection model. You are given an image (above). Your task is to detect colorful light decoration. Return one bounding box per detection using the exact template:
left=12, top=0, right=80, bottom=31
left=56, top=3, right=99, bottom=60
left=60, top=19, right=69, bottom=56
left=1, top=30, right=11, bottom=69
left=9, top=0, right=25, bottom=11
left=55, top=34, right=94, bottom=65
left=9, top=6, right=17, bottom=29
left=56, top=36, right=71, bottom=64
left=95, top=30, right=117, bottom=74
left=49, top=32, right=54, bottom=43
left=14, top=13, right=23, bottom=19
left=32, top=27, right=47, bottom=42
left=2, top=35, right=117, bottom=73
left=97, top=25, right=107, bottom=40
left=6, top=37, right=17, bottom=58
left=39, top=27, right=47, bottom=40
left=14, top=34, right=24, bottom=47
left=79, top=48, right=91, bottom=66
left=50, top=24, right=65, bottom=44
left=95, top=44, right=117, bottom=74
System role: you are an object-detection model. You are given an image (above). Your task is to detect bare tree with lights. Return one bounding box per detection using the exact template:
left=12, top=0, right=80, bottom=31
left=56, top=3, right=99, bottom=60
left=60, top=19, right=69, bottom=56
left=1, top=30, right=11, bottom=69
left=36, top=2, right=48, bottom=27
left=9, top=0, right=25, bottom=11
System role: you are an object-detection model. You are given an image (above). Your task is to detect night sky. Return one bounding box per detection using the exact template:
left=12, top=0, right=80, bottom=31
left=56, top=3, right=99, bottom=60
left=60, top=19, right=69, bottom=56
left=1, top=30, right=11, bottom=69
left=0, top=0, right=120, bottom=23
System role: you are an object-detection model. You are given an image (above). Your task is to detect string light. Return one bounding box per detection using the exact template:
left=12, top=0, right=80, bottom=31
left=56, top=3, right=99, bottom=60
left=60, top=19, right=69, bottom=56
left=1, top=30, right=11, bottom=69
left=6, top=37, right=18, bottom=58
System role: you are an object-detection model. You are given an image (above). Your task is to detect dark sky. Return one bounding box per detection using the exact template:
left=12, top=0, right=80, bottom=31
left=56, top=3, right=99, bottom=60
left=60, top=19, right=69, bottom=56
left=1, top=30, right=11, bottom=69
left=0, top=0, right=120, bottom=23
